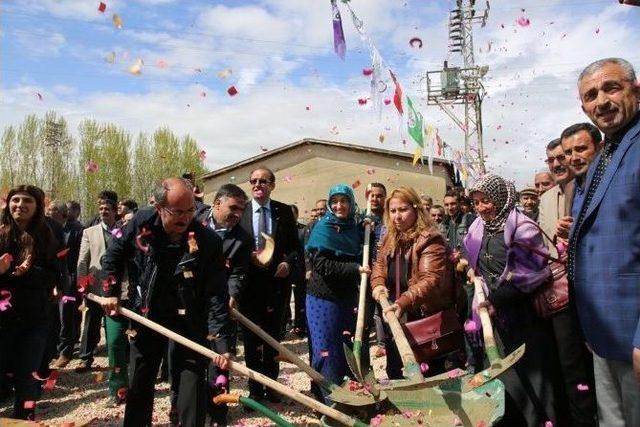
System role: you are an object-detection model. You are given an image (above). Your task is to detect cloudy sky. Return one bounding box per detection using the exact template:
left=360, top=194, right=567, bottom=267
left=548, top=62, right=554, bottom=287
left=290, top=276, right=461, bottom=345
left=2, top=0, right=639, bottom=187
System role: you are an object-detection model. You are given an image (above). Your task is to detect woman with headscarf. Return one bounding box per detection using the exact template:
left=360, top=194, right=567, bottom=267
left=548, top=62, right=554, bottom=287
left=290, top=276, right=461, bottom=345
left=0, top=185, right=59, bottom=420
left=305, top=184, right=368, bottom=401
left=370, top=186, right=464, bottom=379
left=463, top=174, right=556, bottom=426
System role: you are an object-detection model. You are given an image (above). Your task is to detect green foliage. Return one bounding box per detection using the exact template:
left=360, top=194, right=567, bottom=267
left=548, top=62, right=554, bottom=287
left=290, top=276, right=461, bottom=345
left=0, top=111, right=208, bottom=221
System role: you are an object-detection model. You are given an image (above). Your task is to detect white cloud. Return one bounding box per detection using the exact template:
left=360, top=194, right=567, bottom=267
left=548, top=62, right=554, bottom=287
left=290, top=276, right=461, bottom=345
left=14, top=30, right=66, bottom=57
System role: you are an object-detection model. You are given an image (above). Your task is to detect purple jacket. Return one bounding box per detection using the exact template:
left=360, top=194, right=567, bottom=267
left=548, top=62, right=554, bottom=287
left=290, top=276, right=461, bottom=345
left=464, top=209, right=550, bottom=293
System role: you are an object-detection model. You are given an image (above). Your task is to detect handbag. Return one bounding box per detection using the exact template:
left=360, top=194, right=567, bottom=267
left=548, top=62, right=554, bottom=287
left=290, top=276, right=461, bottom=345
left=392, top=249, right=464, bottom=362
left=511, top=219, right=569, bottom=318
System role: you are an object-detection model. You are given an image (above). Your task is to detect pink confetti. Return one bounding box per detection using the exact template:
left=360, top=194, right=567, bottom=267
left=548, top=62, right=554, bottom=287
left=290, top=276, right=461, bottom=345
left=85, top=160, right=98, bottom=173
left=156, top=59, right=168, bottom=69
left=111, top=228, right=123, bottom=239
left=61, top=296, right=76, bottom=304
left=98, top=2, right=106, bottom=13
left=362, top=68, right=373, bottom=76
left=215, top=375, right=228, bottom=388
left=448, top=369, right=461, bottom=379
left=283, top=175, right=293, bottom=183
left=516, top=16, right=530, bottom=27
left=135, top=227, right=152, bottom=252
left=545, top=422, right=553, bottom=427
left=370, top=414, right=384, bottom=427
left=556, top=240, right=567, bottom=254
left=56, top=247, right=70, bottom=258
left=464, top=320, right=479, bottom=333
left=320, top=350, right=329, bottom=358
left=23, top=401, right=35, bottom=409
left=0, top=289, right=12, bottom=312
left=342, top=330, right=351, bottom=336
left=577, top=383, right=590, bottom=391
left=383, top=98, right=391, bottom=105
left=351, top=180, right=361, bottom=189
left=357, top=98, right=368, bottom=105
left=366, top=168, right=375, bottom=175
left=117, top=387, right=127, bottom=400
left=453, top=417, right=463, bottom=426
left=227, top=85, right=238, bottom=96
left=420, top=362, right=429, bottom=373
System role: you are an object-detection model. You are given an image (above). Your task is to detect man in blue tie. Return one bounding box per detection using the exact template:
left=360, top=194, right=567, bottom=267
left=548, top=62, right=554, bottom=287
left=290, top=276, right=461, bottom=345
left=569, top=57, right=640, bottom=426
left=239, top=167, right=299, bottom=405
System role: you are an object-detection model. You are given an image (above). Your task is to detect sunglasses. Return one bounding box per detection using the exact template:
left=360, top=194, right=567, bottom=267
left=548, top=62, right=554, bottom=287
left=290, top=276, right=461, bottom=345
left=249, top=178, right=271, bottom=185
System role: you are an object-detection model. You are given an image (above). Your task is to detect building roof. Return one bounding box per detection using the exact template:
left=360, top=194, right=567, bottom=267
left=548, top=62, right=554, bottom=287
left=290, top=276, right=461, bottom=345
left=201, top=137, right=455, bottom=182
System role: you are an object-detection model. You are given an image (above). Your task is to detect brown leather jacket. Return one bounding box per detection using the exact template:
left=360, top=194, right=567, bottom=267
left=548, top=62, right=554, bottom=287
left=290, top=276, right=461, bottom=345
left=371, top=228, right=459, bottom=316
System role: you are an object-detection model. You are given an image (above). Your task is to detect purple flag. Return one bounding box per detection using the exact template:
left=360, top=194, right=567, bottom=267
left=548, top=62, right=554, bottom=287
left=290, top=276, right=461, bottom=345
left=331, top=0, right=346, bottom=60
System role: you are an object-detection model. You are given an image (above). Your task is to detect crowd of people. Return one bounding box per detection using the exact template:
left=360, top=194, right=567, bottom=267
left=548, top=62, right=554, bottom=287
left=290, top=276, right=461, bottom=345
left=0, top=57, right=639, bottom=427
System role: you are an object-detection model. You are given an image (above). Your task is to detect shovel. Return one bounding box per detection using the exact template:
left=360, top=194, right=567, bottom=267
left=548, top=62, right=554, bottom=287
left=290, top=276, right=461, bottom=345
left=86, top=294, right=368, bottom=427
left=343, top=184, right=376, bottom=391
left=231, top=307, right=386, bottom=406
left=458, top=275, right=526, bottom=392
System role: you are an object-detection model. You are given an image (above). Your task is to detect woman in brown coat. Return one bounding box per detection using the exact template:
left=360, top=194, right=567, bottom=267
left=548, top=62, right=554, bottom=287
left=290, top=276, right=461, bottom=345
left=371, top=186, right=463, bottom=378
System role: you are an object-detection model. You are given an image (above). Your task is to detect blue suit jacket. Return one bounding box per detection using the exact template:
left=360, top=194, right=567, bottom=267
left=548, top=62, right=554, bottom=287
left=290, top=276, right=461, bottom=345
left=570, top=114, right=640, bottom=362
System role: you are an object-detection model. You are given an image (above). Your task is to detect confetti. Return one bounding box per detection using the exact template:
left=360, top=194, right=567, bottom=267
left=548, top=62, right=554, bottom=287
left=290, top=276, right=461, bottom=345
left=464, top=319, right=479, bottom=332
left=23, top=401, right=35, bottom=409
left=305, top=106, right=311, bottom=111
left=61, top=295, right=76, bottom=304
left=362, top=68, right=373, bottom=76
left=357, top=98, right=367, bottom=105
left=156, top=59, right=168, bottom=69
left=351, top=180, right=361, bottom=189
left=84, top=160, right=98, bottom=173
left=200, top=91, right=207, bottom=98
left=105, top=51, right=116, bottom=64
left=112, top=13, right=123, bottom=29
left=378, top=134, right=385, bottom=143
left=227, top=85, right=238, bottom=96
left=420, top=362, right=429, bottom=373
left=187, top=231, right=198, bottom=254
left=366, top=168, right=375, bottom=175
left=98, top=2, right=106, bottom=13
left=135, top=227, right=152, bottom=253
left=595, top=27, right=600, bottom=34
left=409, top=37, right=423, bottom=48
left=370, top=415, right=384, bottom=427
left=217, top=68, right=233, bottom=79
left=56, top=248, right=70, bottom=258
left=556, top=240, right=567, bottom=253
left=111, top=228, right=123, bottom=239
left=129, top=58, right=143, bottom=75
left=0, top=289, right=12, bottom=312
left=544, top=422, right=553, bottom=427
left=198, top=150, right=206, bottom=160
left=215, top=375, right=228, bottom=389
left=383, top=98, right=391, bottom=105
left=260, top=145, right=268, bottom=152
left=577, top=383, right=590, bottom=391
left=117, top=387, right=127, bottom=400
left=320, top=350, right=329, bottom=358
left=35, top=92, right=43, bottom=101
left=283, top=175, right=293, bottom=183
left=516, top=16, right=530, bottom=27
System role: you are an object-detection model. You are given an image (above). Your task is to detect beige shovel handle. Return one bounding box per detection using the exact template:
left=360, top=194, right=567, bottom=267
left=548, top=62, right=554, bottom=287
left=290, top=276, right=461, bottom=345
left=377, top=294, right=422, bottom=379
left=86, top=294, right=363, bottom=427
left=231, top=307, right=327, bottom=387
left=354, top=192, right=373, bottom=345
left=468, top=272, right=500, bottom=364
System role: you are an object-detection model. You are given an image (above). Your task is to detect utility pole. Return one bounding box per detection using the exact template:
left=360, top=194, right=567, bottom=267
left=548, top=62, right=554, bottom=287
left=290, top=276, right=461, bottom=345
left=426, top=0, right=489, bottom=174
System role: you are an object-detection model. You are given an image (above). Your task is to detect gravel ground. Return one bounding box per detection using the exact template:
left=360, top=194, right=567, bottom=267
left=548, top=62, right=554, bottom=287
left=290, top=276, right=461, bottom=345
left=0, top=328, right=387, bottom=427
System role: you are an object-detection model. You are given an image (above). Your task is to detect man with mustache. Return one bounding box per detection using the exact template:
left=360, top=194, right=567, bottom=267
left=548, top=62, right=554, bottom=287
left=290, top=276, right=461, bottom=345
left=99, top=177, right=230, bottom=426
left=239, top=166, right=298, bottom=405
left=569, top=58, right=640, bottom=426
left=555, top=123, right=603, bottom=240
left=197, top=183, right=251, bottom=426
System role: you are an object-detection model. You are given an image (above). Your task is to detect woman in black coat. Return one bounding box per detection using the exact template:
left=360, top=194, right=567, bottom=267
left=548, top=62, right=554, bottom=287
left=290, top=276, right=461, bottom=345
left=0, top=185, right=59, bottom=420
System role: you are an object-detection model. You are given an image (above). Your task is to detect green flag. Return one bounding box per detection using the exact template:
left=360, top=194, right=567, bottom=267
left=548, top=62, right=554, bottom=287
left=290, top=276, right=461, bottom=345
left=406, top=96, right=424, bottom=147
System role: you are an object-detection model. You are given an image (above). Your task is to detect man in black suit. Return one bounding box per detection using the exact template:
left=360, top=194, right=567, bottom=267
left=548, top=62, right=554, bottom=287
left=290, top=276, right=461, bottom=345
left=196, top=183, right=251, bottom=426
left=239, top=166, right=298, bottom=404
left=52, top=201, right=85, bottom=368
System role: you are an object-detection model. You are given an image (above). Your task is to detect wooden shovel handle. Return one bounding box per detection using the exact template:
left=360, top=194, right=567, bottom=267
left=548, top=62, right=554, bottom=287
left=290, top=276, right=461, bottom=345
left=377, top=294, right=422, bottom=379
left=353, top=189, right=373, bottom=346
left=472, top=277, right=500, bottom=364
left=86, top=294, right=365, bottom=427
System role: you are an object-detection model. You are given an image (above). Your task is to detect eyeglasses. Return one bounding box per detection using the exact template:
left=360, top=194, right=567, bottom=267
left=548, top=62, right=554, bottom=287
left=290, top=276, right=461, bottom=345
left=249, top=178, right=271, bottom=185
left=162, top=206, right=196, bottom=217
left=545, top=154, right=566, bottom=164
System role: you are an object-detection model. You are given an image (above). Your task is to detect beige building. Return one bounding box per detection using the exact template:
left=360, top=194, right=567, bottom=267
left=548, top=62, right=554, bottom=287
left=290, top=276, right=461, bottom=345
left=201, top=138, right=456, bottom=220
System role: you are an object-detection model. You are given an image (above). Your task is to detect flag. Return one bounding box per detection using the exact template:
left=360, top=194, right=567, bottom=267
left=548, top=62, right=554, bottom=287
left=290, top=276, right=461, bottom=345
left=412, top=146, right=423, bottom=166
left=331, top=0, right=346, bottom=60
left=389, top=70, right=403, bottom=115
left=435, top=131, right=443, bottom=156
left=406, top=96, right=424, bottom=147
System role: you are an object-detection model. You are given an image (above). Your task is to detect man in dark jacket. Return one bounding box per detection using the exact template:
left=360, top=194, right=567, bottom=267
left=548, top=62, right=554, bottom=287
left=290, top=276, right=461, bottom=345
left=239, top=166, right=298, bottom=403
left=99, top=178, right=230, bottom=427
left=443, top=190, right=475, bottom=250
left=198, top=183, right=251, bottom=426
